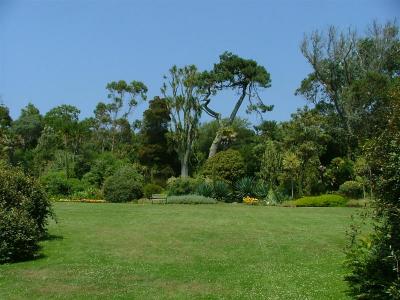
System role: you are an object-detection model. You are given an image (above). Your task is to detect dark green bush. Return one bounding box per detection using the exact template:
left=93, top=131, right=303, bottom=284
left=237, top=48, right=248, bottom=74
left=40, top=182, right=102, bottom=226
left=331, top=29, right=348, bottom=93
left=82, top=152, right=127, bottom=187
left=103, top=165, right=144, bottom=202
left=166, top=177, right=198, bottom=196
left=202, top=149, right=246, bottom=183
left=143, top=183, right=163, bottom=199
left=0, top=165, right=52, bottom=263
left=196, top=182, right=214, bottom=198
left=325, top=157, right=354, bottom=190
left=0, top=208, right=40, bottom=263
left=0, top=165, right=52, bottom=234
left=254, top=181, right=270, bottom=200
left=166, top=195, right=217, bottom=204
left=212, top=180, right=231, bottom=202
left=40, top=171, right=87, bottom=197
left=339, top=181, right=364, bottom=199
left=40, top=171, right=71, bottom=196
left=292, top=194, right=347, bottom=207
left=71, top=187, right=103, bottom=200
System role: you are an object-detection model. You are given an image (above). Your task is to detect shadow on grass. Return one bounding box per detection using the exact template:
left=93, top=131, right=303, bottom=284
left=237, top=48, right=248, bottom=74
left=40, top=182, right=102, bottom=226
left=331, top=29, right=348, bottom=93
left=0, top=234, right=64, bottom=265
left=44, top=234, right=64, bottom=241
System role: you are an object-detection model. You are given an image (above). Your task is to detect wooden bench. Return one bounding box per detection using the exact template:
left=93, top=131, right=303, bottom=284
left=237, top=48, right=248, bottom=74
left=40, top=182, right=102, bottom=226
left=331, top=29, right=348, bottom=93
left=151, top=194, right=167, bottom=204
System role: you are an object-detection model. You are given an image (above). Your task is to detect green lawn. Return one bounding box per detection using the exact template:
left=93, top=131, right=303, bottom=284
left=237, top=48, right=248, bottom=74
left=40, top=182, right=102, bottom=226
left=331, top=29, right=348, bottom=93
left=0, top=203, right=356, bottom=299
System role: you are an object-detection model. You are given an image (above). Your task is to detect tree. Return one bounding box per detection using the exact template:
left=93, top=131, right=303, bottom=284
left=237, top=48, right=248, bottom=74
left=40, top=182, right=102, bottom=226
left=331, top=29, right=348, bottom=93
left=198, top=52, right=272, bottom=157
left=0, top=104, right=14, bottom=161
left=259, top=140, right=282, bottom=187
left=161, top=65, right=202, bottom=177
left=95, top=80, right=147, bottom=152
left=44, top=104, right=80, bottom=151
left=281, top=151, right=301, bottom=199
left=345, top=76, right=400, bottom=299
left=12, top=103, right=43, bottom=149
left=297, top=21, right=400, bottom=154
left=281, top=108, right=331, bottom=195
left=138, top=96, right=177, bottom=181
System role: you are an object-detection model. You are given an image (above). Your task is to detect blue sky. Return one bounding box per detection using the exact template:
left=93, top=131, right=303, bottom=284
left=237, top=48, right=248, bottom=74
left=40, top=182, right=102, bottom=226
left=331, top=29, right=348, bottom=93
left=0, top=0, right=399, bottom=125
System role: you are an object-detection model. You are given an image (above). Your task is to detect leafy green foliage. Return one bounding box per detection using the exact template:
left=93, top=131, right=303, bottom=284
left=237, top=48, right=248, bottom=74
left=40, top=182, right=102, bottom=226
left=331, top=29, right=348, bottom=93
left=40, top=171, right=87, bottom=197
left=234, top=177, right=256, bottom=200
left=103, top=165, right=144, bottom=203
left=196, top=182, right=214, bottom=198
left=339, top=181, right=363, bottom=199
left=0, top=208, right=39, bottom=263
left=290, top=194, right=347, bottom=207
left=202, top=149, right=245, bottom=183
left=325, top=157, right=354, bottom=190
left=212, top=180, right=231, bottom=202
left=12, top=103, right=43, bottom=149
left=0, top=164, right=52, bottom=263
left=143, top=183, right=163, bottom=199
left=166, top=176, right=198, bottom=196
left=161, top=65, right=202, bottom=177
left=345, top=75, right=400, bottom=299
left=82, top=152, right=127, bottom=187
left=166, top=195, right=217, bottom=204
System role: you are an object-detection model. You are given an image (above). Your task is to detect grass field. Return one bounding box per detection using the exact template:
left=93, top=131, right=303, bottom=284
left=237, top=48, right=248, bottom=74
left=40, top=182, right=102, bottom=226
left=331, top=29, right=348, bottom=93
left=0, top=203, right=356, bottom=299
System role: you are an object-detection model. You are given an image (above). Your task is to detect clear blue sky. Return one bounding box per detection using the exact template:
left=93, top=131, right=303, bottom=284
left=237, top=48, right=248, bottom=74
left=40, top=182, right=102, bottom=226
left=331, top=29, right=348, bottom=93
left=0, top=0, right=399, bottom=125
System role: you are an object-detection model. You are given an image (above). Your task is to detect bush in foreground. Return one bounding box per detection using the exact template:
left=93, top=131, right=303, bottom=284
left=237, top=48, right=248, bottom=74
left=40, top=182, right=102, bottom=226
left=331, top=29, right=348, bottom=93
left=0, top=209, right=40, bottom=263
left=103, top=165, right=144, bottom=202
left=0, top=164, right=52, bottom=263
left=167, top=195, right=217, bottom=204
left=290, top=194, right=347, bottom=207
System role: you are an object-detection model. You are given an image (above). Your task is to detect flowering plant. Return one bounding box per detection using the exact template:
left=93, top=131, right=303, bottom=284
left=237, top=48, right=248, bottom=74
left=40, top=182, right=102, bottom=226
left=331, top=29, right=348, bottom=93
left=243, top=196, right=259, bottom=205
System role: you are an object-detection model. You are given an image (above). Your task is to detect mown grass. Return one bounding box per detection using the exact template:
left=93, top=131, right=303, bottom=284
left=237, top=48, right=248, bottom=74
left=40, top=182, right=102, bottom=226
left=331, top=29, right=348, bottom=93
left=0, top=203, right=357, bottom=299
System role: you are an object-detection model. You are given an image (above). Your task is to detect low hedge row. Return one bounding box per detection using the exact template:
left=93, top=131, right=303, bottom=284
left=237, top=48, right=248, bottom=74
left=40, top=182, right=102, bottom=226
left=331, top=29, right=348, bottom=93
left=289, top=194, right=347, bottom=207
left=166, top=195, right=217, bottom=204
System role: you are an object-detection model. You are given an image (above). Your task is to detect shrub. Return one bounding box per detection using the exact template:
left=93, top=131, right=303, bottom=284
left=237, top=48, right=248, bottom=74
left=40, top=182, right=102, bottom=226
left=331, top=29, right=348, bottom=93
left=339, top=181, right=364, bottom=199
left=40, top=171, right=87, bottom=197
left=196, top=182, right=214, bottom=198
left=103, top=165, right=144, bottom=202
left=166, top=195, right=217, bottom=204
left=254, top=181, right=270, bottom=200
left=166, top=177, right=198, bottom=196
left=292, top=194, right=347, bottom=207
left=82, top=152, right=128, bottom=187
left=0, top=165, right=52, bottom=234
left=40, top=171, right=71, bottom=196
left=325, top=157, right=354, bottom=190
left=0, top=165, right=52, bottom=263
left=235, top=177, right=256, bottom=200
left=243, top=196, right=259, bottom=205
left=202, top=149, right=246, bottom=183
left=143, top=183, right=163, bottom=199
left=71, top=187, right=103, bottom=200
left=0, top=208, right=40, bottom=263
left=346, top=199, right=370, bottom=207
left=212, top=180, right=231, bottom=202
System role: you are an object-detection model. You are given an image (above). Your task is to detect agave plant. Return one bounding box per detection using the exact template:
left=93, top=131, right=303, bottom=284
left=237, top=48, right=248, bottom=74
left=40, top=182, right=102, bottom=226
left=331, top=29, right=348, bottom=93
left=254, top=181, right=270, bottom=200
left=234, top=177, right=256, bottom=201
left=212, top=180, right=231, bottom=202
left=196, top=182, right=214, bottom=198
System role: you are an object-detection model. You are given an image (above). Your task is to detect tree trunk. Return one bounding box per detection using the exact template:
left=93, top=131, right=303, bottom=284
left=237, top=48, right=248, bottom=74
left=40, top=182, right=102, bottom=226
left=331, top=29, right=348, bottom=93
left=208, top=86, right=248, bottom=158
left=291, top=179, right=294, bottom=199
left=180, top=150, right=190, bottom=177
left=208, top=130, right=223, bottom=158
